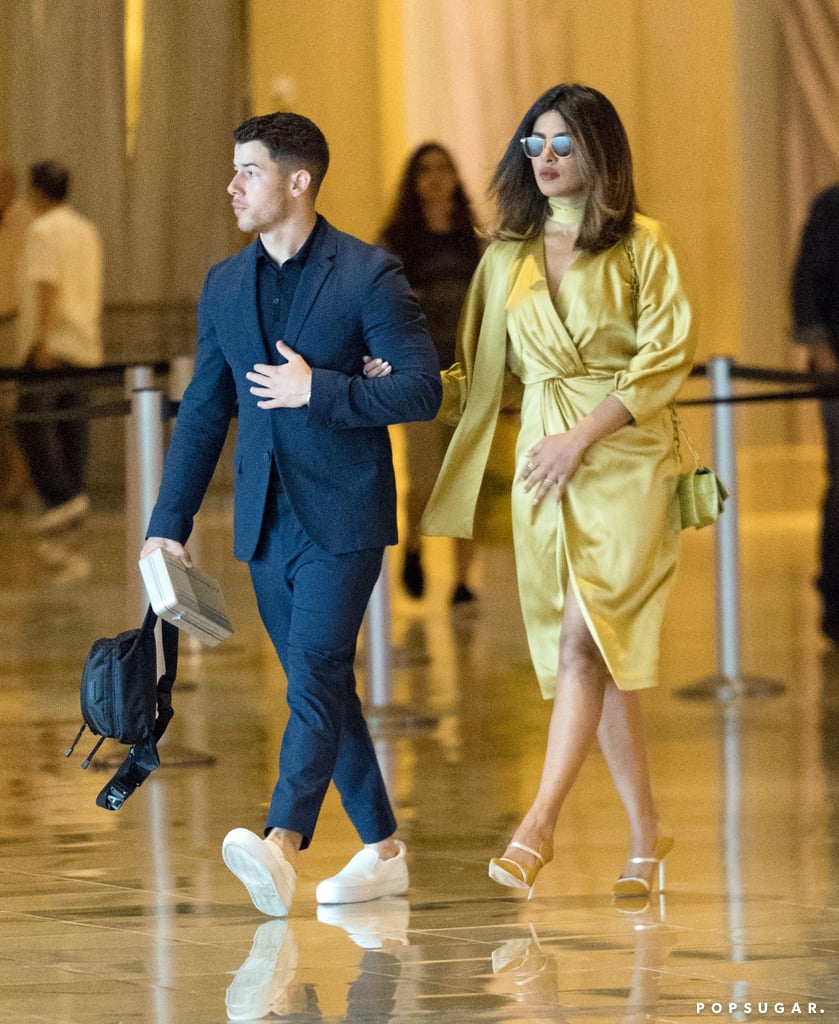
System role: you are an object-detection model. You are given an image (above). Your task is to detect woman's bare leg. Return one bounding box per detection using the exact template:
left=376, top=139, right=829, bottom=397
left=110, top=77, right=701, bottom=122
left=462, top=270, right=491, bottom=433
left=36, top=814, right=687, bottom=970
left=597, top=684, right=665, bottom=881
left=497, top=584, right=611, bottom=871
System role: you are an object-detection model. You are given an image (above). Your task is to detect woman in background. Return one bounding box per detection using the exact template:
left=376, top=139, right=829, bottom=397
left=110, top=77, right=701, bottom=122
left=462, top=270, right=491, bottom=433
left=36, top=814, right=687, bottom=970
left=377, top=143, right=482, bottom=604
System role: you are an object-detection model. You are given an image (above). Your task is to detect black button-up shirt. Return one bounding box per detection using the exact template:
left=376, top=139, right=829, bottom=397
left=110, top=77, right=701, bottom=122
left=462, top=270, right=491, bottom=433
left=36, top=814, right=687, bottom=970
left=256, top=215, right=322, bottom=356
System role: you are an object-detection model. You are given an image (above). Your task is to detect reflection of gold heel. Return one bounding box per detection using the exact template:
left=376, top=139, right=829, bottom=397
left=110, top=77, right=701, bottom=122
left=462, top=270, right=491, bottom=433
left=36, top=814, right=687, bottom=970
left=489, top=840, right=554, bottom=900
left=613, top=835, right=674, bottom=899
left=491, top=923, right=559, bottom=1005
left=492, top=922, right=546, bottom=974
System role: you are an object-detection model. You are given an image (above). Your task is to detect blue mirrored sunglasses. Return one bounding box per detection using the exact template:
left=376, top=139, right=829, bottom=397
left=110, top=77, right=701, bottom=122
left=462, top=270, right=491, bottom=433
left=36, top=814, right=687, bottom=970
left=520, top=134, right=573, bottom=159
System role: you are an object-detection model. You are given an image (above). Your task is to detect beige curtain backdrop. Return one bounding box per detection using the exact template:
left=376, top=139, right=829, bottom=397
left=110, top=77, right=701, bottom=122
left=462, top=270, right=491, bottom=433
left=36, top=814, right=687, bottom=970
left=779, top=0, right=839, bottom=242
left=0, top=0, right=128, bottom=303
left=397, top=0, right=744, bottom=366
left=3, top=0, right=828, bottom=418
left=0, top=0, right=248, bottom=322
left=126, top=0, right=249, bottom=305
left=393, top=0, right=834, bottom=451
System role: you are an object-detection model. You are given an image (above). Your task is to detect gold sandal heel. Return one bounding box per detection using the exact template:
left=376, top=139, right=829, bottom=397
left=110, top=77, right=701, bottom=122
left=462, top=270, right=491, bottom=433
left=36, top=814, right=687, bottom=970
left=489, top=840, right=553, bottom=900
left=613, top=835, right=674, bottom=899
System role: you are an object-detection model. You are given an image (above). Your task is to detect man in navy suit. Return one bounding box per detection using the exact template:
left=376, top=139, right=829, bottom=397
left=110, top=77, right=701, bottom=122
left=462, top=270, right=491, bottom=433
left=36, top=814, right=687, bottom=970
left=141, top=112, right=441, bottom=917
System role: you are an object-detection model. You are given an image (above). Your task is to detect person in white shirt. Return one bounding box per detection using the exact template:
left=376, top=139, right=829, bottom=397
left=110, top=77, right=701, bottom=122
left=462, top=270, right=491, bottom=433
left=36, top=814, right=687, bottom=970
left=15, top=160, right=103, bottom=532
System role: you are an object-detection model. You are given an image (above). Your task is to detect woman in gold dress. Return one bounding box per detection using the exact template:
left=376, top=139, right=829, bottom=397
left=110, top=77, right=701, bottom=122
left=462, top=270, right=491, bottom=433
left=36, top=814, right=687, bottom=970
left=421, top=84, right=695, bottom=898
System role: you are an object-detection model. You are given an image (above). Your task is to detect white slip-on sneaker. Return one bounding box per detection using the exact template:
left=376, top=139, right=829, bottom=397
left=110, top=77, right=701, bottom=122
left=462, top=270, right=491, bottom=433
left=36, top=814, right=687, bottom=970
left=315, top=840, right=408, bottom=905
left=222, top=828, right=296, bottom=917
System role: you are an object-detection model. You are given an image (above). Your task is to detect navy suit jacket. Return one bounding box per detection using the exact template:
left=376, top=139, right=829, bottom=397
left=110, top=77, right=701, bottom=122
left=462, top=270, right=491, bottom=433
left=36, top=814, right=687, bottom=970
left=147, top=218, right=442, bottom=559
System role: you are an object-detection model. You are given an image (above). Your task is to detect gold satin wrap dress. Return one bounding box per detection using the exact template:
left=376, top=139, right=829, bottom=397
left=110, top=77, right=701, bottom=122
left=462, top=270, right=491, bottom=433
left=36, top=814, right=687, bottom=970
left=421, top=215, right=696, bottom=697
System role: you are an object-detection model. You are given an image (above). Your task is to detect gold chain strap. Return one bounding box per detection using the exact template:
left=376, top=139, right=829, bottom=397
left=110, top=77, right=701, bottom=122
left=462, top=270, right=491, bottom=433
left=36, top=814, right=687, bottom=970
left=624, top=234, right=701, bottom=470
left=670, top=403, right=703, bottom=470
left=623, top=236, right=640, bottom=329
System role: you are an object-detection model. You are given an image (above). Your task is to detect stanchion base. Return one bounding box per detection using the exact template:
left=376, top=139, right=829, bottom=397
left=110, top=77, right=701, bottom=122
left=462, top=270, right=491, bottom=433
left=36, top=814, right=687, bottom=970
left=364, top=703, right=438, bottom=735
left=675, top=674, right=786, bottom=701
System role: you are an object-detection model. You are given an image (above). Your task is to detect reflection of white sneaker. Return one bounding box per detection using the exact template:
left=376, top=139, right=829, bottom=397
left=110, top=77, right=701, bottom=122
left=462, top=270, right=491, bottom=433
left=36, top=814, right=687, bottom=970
left=225, top=919, right=298, bottom=1021
left=222, top=828, right=296, bottom=917
left=31, top=494, right=90, bottom=534
left=317, top=897, right=411, bottom=949
left=315, top=841, right=408, bottom=905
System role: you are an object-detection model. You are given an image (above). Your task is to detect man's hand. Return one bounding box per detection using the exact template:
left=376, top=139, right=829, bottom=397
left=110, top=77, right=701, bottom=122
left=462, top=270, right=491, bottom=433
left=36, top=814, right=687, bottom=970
left=247, top=340, right=313, bottom=408
left=140, top=536, right=192, bottom=567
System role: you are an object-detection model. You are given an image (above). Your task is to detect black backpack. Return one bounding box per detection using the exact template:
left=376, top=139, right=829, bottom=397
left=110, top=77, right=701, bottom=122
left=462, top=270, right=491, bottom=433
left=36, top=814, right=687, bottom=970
left=66, top=605, right=179, bottom=811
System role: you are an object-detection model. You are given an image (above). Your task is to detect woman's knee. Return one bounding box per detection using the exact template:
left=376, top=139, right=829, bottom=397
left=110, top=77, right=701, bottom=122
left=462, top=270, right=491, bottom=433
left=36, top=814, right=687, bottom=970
left=558, top=623, right=607, bottom=680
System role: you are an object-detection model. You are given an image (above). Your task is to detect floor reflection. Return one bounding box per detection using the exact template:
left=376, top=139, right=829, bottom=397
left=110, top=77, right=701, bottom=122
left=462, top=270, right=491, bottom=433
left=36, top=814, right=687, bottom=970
left=226, top=920, right=300, bottom=1020
left=1, top=481, right=839, bottom=1022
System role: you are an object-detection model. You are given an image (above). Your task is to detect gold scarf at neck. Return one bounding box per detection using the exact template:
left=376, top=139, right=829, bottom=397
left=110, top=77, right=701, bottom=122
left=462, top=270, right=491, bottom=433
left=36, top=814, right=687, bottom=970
left=546, top=197, right=585, bottom=226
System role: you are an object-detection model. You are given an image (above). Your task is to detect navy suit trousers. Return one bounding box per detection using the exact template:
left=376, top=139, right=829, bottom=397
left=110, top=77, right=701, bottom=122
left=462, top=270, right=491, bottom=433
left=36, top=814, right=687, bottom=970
left=248, top=479, right=396, bottom=848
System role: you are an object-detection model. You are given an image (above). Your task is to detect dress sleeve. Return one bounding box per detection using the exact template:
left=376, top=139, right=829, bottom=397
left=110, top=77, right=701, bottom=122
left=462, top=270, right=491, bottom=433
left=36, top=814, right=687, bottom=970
left=434, top=247, right=497, bottom=425
left=420, top=244, right=515, bottom=537
left=611, top=220, right=696, bottom=423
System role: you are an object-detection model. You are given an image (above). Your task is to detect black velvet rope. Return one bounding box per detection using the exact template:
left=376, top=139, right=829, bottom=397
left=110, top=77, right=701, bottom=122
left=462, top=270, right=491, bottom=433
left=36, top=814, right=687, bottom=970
left=0, top=359, right=838, bottom=421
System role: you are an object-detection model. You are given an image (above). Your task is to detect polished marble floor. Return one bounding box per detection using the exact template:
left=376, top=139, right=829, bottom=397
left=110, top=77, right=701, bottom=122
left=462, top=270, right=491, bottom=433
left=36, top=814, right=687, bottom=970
left=1, top=432, right=838, bottom=1024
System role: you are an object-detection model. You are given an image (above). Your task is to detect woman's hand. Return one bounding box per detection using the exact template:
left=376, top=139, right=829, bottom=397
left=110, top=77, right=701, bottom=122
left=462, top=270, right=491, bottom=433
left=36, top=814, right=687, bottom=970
left=362, top=355, right=392, bottom=378
left=520, top=395, right=633, bottom=506
left=518, top=431, right=587, bottom=506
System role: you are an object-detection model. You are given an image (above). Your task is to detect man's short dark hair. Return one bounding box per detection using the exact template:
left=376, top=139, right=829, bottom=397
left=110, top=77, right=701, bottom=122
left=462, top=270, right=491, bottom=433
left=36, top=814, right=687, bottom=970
left=233, top=112, right=330, bottom=197
left=29, top=160, right=71, bottom=202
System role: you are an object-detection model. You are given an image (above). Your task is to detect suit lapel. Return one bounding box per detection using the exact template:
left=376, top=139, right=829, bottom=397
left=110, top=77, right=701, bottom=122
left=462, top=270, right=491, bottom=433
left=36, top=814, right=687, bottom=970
left=284, top=219, right=336, bottom=347
left=229, top=242, right=272, bottom=363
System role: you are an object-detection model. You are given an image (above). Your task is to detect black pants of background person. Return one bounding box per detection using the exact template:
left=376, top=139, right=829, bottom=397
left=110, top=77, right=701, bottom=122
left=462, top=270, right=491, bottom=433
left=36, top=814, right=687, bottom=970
left=820, top=398, right=839, bottom=642
left=14, top=367, right=89, bottom=509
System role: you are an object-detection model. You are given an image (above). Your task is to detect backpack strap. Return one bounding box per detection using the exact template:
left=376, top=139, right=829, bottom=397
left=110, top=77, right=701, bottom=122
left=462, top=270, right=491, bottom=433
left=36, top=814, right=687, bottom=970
left=95, top=738, right=160, bottom=810
left=95, top=613, right=180, bottom=811
left=152, top=618, right=179, bottom=744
